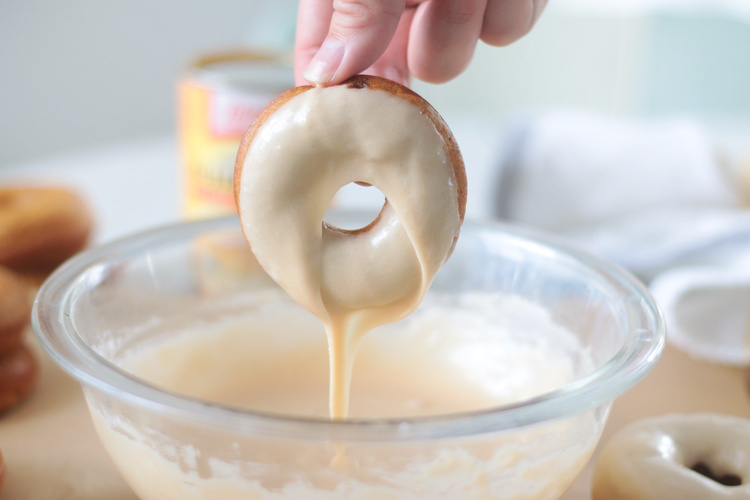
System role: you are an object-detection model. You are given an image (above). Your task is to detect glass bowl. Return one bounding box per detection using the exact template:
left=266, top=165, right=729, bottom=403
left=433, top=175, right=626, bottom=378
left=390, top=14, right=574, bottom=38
left=33, top=213, right=665, bottom=500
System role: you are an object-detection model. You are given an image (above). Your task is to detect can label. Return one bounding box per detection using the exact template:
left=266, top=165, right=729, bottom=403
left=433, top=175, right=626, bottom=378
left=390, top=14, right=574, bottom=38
left=209, top=88, right=271, bottom=138
left=179, top=53, right=292, bottom=219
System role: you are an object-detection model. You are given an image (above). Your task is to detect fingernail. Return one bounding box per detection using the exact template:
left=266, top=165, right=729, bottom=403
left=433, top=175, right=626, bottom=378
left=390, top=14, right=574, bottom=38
left=304, top=38, right=345, bottom=84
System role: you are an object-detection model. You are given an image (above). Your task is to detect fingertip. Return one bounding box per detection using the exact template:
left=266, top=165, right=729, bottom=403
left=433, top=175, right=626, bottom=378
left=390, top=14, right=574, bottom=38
left=408, top=39, right=474, bottom=84
left=480, top=0, right=546, bottom=47
left=322, top=0, right=407, bottom=84
left=295, top=47, right=315, bottom=86
left=411, top=64, right=465, bottom=84
left=360, top=4, right=415, bottom=87
left=407, top=0, right=482, bottom=84
left=302, top=37, right=346, bottom=85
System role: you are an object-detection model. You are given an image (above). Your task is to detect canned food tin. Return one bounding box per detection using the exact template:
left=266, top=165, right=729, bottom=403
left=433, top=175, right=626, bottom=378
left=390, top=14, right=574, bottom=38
left=179, top=51, right=294, bottom=219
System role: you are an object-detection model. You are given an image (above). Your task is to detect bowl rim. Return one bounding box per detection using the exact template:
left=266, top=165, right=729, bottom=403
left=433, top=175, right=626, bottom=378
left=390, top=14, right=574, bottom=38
left=32, top=214, right=665, bottom=441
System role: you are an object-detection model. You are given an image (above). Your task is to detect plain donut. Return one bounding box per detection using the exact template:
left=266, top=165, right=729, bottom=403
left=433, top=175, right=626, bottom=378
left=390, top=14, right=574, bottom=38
left=234, top=75, right=466, bottom=325
left=0, top=266, right=31, bottom=357
left=592, top=413, right=750, bottom=499
left=0, top=266, right=38, bottom=413
left=0, top=187, right=93, bottom=280
left=0, top=447, right=5, bottom=494
left=0, top=344, right=39, bottom=414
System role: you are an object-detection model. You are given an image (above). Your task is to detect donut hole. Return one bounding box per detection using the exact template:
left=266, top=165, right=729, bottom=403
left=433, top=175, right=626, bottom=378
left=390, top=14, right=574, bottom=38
left=326, top=183, right=386, bottom=231
left=690, top=461, right=743, bottom=486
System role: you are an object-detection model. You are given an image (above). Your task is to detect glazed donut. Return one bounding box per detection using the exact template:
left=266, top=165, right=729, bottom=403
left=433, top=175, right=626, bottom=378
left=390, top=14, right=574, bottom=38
left=234, top=75, right=466, bottom=326
left=0, top=343, right=39, bottom=413
left=0, top=266, right=31, bottom=356
left=0, top=187, right=93, bottom=278
left=592, top=413, right=750, bottom=499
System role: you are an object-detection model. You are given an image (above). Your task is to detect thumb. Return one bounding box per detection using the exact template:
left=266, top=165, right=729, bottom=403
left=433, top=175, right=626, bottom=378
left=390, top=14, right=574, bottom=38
left=303, top=0, right=406, bottom=85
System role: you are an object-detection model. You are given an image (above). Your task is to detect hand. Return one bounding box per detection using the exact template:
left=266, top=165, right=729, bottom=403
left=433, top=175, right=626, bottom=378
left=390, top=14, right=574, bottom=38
left=295, top=0, right=548, bottom=87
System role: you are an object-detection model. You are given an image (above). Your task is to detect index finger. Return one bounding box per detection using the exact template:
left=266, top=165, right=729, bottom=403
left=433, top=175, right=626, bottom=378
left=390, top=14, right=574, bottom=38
left=295, top=0, right=335, bottom=85
left=296, top=0, right=407, bottom=86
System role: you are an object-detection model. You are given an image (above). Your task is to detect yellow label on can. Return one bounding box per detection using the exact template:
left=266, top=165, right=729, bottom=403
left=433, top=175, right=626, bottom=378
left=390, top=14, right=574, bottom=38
left=179, top=52, right=292, bottom=219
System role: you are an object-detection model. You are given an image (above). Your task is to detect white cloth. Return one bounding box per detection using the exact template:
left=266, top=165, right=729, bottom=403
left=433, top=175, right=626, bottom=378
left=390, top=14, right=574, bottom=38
left=493, top=111, right=750, bottom=365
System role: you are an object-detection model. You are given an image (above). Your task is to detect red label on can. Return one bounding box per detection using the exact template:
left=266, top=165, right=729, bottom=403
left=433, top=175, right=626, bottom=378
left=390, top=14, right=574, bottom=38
left=208, top=90, right=274, bottom=138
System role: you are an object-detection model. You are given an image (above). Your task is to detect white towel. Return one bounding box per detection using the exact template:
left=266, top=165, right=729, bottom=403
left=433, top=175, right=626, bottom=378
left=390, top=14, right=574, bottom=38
left=493, top=111, right=750, bottom=365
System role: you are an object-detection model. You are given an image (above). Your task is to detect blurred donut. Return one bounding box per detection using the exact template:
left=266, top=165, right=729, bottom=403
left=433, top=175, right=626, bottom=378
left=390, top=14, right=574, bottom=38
left=0, top=344, right=39, bottom=414
left=0, top=447, right=6, bottom=494
left=0, top=187, right=93, bottom=279
left=0, top=266, right=31, bottom=356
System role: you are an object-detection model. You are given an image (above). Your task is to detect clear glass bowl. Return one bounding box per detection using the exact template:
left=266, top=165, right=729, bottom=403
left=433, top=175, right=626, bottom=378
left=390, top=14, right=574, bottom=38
left=33, top=213, right=665, bottom=500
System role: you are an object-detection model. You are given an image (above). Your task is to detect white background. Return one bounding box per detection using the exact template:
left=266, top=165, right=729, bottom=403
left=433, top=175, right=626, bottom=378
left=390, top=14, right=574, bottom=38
left=1, top=0, right=749, bottom=167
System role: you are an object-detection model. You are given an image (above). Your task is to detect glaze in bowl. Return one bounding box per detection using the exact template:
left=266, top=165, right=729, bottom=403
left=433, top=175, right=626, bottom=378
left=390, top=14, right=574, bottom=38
left=33, top=213, right=665, bottom=500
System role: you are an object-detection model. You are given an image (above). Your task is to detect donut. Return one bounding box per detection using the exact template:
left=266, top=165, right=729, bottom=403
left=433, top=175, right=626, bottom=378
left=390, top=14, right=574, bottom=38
left=234, top=75, right=466, bottom=327
left=592, top=413, right=750, bottom=499
left=0, top=187, right=93, bottom=279
left=0, top=447, right=5, bottom=494
left=0, top=266, right=37, bottom=413
left=0, top=266, right=31, bottom=357
left=0, top=344, right=39, bottom=414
